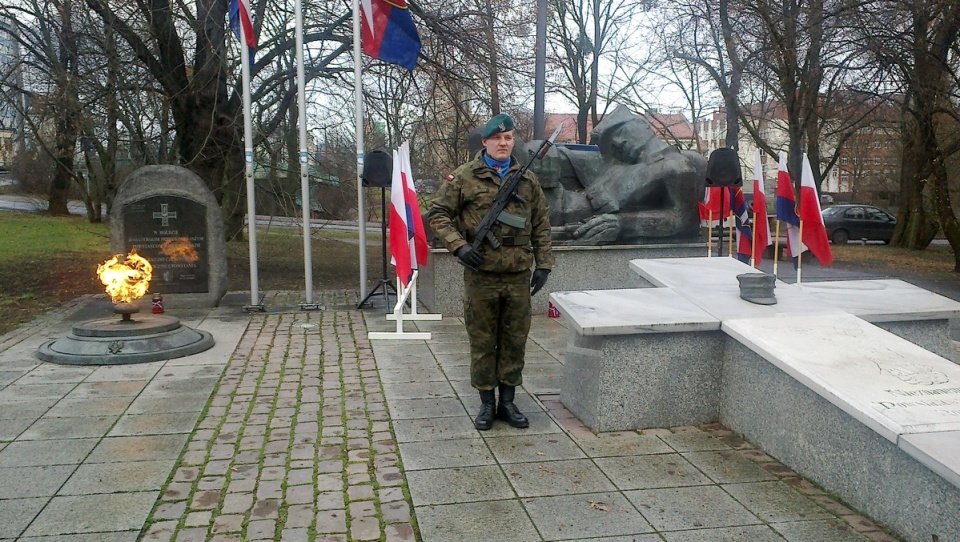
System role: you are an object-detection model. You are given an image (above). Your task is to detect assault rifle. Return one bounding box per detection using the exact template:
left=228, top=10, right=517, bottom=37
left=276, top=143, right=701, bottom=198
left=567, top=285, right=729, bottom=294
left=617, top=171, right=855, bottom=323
left=460, top=123, right=564, bottom=272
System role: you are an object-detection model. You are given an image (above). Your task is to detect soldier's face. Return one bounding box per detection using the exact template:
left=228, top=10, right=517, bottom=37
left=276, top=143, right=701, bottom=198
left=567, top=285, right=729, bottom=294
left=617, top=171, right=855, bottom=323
left=482, top=131, right=515, bottom=162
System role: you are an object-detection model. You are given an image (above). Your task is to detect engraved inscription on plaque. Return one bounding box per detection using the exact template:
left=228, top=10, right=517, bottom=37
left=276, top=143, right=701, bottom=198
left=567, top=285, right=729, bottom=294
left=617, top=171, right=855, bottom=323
left=123, top=195, right=208, bottom=293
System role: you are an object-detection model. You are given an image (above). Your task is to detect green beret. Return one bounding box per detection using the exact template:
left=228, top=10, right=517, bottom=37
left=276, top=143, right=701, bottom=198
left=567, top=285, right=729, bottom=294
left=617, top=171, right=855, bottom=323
left=481, top=114, right=515, bottom=138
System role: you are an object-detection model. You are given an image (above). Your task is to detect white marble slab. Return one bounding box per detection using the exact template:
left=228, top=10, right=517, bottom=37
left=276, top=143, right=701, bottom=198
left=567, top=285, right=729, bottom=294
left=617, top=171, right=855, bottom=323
left=797, top=279, right=960, bottom=322
left=680, top=282, right=847, bottom=321
left=630, top=256, right=781, bottom=289
left=549, top=289, right=720, bottom=336
left=899, top=431, right=960, bottom=490
left=900, top=431, right=960, bottom=487
left=723, top=313, right=960, bottom=442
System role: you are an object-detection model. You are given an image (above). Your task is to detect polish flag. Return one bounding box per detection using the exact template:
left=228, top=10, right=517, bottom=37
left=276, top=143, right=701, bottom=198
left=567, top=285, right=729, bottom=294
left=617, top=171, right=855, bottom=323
left=799, top=154, right=833, bottom=266
left=389, top=142, right=426, bottom=287
left=399, top=141, right=428, bottom=268
left=750, top=150, right=771, bottom=265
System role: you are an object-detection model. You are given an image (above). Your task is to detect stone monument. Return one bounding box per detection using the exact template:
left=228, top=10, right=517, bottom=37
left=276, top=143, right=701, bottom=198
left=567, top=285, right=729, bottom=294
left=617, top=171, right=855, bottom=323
left=111, top=165, right=228, bottom=307
left=525, top=104, right=706, bottom=245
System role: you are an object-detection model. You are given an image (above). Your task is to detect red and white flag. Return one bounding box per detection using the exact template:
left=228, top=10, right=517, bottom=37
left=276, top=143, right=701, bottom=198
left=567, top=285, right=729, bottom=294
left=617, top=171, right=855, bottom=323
left=399, top=142, right=428, bottom=268
left=698, top=187, right=729, bottom=227
left=750, top=150, right=771, bottom=264
left=389, top=141, right=427, bottom=287
left=799, top=154, right=833, bottom=266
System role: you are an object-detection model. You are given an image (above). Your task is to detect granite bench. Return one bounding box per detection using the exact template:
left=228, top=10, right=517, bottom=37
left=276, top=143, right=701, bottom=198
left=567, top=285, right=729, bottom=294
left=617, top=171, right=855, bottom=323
left=549, top=256, right=960, bottom=542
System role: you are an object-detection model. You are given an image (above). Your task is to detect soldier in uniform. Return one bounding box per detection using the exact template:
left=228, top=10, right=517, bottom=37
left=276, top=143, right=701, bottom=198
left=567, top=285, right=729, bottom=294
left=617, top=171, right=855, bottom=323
left=427, top=113, right=554, bottom=431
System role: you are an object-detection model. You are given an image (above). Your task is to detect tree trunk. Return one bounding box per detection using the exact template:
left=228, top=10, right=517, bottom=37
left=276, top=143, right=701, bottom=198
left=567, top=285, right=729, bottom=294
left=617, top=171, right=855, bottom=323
left=481, top=0, right=500, bottom=115
left=892, top=118, right=938, bottom=248
left=101, top=22, right=119, bottom=220
left=48, top=0, right=80, bottom=216
left=577, top=105, right=590, bottom=144
left=718, top=0, right=741, bottom=149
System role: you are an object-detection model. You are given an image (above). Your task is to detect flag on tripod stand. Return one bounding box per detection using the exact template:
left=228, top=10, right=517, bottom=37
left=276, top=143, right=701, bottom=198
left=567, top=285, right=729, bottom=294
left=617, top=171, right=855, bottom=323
left=389, top=141, right=426, bottom=287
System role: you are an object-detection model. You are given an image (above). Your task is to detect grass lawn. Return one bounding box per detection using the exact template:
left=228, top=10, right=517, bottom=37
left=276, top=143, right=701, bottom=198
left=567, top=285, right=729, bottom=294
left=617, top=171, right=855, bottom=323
left=831, top=243, right=958, bottom=281
left=0, top=213, right=113, bottom=335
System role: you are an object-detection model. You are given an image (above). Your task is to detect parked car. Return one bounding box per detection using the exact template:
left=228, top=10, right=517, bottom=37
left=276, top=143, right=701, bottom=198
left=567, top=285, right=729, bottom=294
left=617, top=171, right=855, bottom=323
left=821, top=204, right=896, bottom=244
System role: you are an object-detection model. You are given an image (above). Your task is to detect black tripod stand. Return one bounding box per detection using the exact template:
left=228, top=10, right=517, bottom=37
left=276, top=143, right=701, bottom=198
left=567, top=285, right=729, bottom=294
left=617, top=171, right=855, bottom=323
left=357, top=186, right=397, bottom=310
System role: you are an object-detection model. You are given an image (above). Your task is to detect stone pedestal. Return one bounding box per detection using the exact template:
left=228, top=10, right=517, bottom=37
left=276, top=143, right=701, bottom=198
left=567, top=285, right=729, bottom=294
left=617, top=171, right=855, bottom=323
left=419, top=243, right=705, bottom=317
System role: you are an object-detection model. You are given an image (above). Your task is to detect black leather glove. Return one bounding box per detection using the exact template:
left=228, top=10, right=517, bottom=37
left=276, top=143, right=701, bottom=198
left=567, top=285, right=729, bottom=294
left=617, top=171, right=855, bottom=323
left=454, top=245, right=484, bottom=268
left=530, top=269, right=550, bottom=296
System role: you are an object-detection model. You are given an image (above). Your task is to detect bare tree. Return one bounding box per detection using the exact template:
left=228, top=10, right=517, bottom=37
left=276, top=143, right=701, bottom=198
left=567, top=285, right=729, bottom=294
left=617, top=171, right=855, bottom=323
left=1, top=0, right=85, bottom=215
left=669, top=0, right=745, bottom=149
left=545, top=0, right=642, bottom=143
left=851, top=0, right=960, bottom=262
left=82, top=0, right=353, bottom=238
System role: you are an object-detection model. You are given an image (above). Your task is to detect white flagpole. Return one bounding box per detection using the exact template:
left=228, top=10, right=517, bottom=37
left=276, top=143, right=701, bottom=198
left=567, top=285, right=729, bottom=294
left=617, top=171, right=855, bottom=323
left=353, top=0, right=368, bottom=300
left=295, top=0, right=317, bottom=309
left=239, top=14, right=262, bottom=311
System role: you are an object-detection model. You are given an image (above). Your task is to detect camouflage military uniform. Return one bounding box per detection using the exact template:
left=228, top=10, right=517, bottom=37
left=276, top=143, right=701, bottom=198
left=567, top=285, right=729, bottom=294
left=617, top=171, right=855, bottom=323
left=428, top=152, right=554, bottom=391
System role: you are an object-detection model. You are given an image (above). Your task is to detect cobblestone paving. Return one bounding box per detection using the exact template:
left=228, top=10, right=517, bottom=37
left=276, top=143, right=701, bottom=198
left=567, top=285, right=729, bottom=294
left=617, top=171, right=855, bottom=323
left=2, top=291, right=908, bottom=541
left=141, top=309, right=416, bottom=542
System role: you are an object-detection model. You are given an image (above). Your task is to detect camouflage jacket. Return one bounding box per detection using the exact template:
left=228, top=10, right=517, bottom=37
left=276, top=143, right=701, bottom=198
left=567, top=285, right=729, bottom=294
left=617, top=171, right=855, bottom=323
left=428, top=153, right=554, bottom=274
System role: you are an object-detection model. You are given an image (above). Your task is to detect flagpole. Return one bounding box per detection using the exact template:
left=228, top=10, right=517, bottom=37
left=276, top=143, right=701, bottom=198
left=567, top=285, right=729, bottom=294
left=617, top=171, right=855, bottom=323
left=707, top=210, right=713, bottom=257
left=353, top=0, right=368, bottom=301
left=773, top=220, right=781, bottom=277
left=750, top=211, right=757, bottom=266
left=240, top=16, right=262, bottom=311
left=797, top=220, right=805, bottom=283
left=295, top=0, right=317, bottom=309
left=727, top=210, right=734, bottom=257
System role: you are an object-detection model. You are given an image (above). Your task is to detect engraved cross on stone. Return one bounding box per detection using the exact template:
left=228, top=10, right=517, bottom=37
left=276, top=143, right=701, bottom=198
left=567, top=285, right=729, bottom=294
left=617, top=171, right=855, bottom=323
left=153, top=203, right=178, bottom=226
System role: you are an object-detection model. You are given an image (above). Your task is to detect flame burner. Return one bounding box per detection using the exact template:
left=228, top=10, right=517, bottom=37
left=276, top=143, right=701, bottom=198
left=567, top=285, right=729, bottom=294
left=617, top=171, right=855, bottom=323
left=37, top=253, right=214, bottom=365
left=37, top=304, right=215, bottom=365
left=114, top=302, right=139, bottom=321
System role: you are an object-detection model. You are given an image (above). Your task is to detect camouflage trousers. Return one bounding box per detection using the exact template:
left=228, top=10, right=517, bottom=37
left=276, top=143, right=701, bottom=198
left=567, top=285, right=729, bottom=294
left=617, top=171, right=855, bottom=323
left=463, top=268, right=532, bottom=391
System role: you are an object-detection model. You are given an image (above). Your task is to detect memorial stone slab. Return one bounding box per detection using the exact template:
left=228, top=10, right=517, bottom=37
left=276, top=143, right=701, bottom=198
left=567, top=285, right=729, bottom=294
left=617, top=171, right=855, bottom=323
left=111, top=165, right=227, bottom=307
left=419, top=243, right=704, bottom=316
left=549, top=289, right=719, bottom=335
left=797, top=279, right=960, bottom=322
left=629, top=256, right=760, bottom=289
left=630, top=257, right=844, bottom=321
left=723, top=312, right=960, bottom=442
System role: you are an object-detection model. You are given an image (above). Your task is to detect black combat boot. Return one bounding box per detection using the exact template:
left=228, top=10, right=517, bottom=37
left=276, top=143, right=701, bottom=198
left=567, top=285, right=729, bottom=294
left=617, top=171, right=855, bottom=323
left=474, top=390, right=496, bottom=431
left=496, top=384, right=529, bottom=428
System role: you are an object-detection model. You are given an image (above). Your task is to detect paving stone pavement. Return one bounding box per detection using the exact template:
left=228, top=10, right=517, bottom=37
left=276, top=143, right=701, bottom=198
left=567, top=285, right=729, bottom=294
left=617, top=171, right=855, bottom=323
left=0, top=291, right=905, bottom=541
